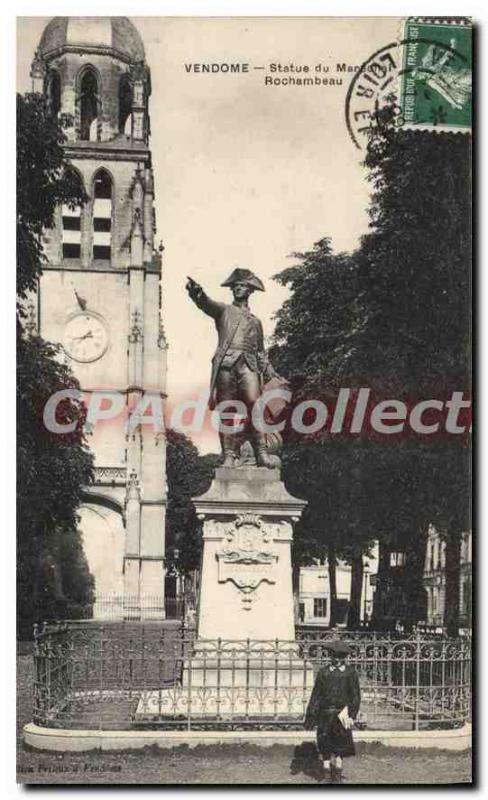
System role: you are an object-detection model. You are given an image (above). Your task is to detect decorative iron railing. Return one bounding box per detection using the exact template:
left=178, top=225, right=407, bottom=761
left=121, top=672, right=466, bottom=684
left=83, top=594, right=194, bottom=621
left=32, top=621, right=471, bottom=733
left=295, top=625, right=472, bottom=640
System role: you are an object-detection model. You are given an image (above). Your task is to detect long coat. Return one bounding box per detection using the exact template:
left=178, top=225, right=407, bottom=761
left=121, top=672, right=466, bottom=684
left=305, top=664, right=361, bottom=728
left=191, top=290, right=273, bottom=406
left=305, top=664, right=361, bottom=758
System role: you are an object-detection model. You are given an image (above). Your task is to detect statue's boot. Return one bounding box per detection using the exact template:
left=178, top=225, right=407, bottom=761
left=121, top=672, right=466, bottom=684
left=219, top=431, right=237, bottom=467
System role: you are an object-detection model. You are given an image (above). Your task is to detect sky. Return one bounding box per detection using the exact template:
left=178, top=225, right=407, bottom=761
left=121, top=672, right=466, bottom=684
left=17, top=16, right=401, bottom=452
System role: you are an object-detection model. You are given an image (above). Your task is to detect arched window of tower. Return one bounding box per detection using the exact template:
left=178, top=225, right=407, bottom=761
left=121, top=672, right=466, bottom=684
left=46, top=69, right=61, bottom=117
left=118, top=74, right=133, bottom=136
left=79, top=68, right=99, bottom=142
left=62, top=168, right=84, bottom=261
left=93, top=169, right=113, bottom=262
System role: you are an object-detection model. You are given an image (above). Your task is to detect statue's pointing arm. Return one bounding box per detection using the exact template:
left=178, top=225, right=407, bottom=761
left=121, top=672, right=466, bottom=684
left=186, top=277, right=224, bottom=320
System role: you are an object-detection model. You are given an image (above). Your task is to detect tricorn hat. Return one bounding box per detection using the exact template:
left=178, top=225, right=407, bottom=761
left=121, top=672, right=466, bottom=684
left=221, top=268, right=265, bottom=292
left=325, top=640, right=352, bottom=657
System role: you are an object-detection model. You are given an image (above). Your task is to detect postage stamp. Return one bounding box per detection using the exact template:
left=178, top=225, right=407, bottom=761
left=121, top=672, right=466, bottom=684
left=345, top=17, right=472, bottom=148
left=400, top=18, right=472, bottom=130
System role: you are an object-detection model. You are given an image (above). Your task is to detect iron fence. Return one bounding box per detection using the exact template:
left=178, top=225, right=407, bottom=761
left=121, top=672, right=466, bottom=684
left=295, top=625, right=472, bottom=641
left=32, top=621, right=471, bottom=733
left=84, top=594, right=193, bottom=621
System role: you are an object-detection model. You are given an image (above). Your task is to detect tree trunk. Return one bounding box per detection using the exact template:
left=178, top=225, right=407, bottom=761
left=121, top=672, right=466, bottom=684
left=444, top=529, right=461, bottom=637
left=404, top=530, right=429, bottom=631
left=31, top=533, right=44, bottom=614
left=371, top=542, right=389, bottom=628
left=328, top=545, right=338, bottom=626
left=292, top=563, right=300, bottom=623
left=347, top=552, right=363, bottom=629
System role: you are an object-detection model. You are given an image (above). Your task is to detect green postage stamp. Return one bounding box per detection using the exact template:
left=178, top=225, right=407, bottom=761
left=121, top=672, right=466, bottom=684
left=400, top=18, right=472, bottom=131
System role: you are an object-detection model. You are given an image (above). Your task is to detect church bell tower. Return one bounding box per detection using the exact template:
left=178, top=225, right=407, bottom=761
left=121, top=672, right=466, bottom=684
left=31, top=17, right=168, bottom=617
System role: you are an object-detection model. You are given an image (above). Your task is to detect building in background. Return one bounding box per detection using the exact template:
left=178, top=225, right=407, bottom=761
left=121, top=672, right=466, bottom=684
left=423, top=526, right=472, bottom=630
left=369, top=549, right=412, bottom=631
left=29, top=18, right=168, bottom=618
left=459, top=531, right=472, bottom=630
left=297, top=543, right=379, bottom=626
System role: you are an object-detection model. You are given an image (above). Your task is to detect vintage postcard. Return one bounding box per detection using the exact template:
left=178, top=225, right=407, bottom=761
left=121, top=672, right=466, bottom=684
left=16, top=15, right=472, bottom=785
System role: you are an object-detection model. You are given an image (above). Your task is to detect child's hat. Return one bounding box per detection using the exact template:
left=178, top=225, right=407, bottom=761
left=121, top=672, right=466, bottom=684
left=325, top=640, right=352, bottom=656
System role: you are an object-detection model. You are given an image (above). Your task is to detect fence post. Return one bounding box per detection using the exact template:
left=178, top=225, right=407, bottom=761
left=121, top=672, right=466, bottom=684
left=245, top=638, right=251, bottom=719
left=216, top=637, right=222, bottom=719
left=460, top=637, right=470, bottom=724
left=187, top=643, right=193, bottom=731
left=32, top=623, right=41, bottom=724
left=414, top=630, right=421, bottom=731
left=99, top=623, right=105, bottom=731
left=44, top=622, right=53, bottom=721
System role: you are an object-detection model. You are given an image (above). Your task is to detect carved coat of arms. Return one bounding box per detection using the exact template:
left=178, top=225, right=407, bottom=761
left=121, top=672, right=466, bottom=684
left=216, top=514, right=278, bottom=609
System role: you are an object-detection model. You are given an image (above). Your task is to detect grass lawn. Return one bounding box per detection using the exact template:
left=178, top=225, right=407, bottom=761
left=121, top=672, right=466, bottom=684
left=17, top=653, right=472, bottom=785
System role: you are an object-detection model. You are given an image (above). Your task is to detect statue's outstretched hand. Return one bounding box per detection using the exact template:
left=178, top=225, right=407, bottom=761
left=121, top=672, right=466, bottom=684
left=186, top=276, right=204, bottom=301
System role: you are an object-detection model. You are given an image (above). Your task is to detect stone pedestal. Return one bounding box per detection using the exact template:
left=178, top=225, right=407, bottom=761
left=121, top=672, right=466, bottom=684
left=194, top=466, right=306, bottom=641
left=134, top=467, right=315, bottom=721
left=184, top=467, right=314, bottom=714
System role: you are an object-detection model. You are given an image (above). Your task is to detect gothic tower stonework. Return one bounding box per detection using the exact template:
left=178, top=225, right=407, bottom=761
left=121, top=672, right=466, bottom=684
left=31, top=18, right=168, bottom=617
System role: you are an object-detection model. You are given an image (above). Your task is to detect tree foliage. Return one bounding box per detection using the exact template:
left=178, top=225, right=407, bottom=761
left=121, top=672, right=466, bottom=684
left=360, top=126, right=470, bottom=392
left=272, top=121, right=471, bottom=632
left=17, top=94, right=86, bottom=303
left=165, top=429, right=219, bottom=576
left=17, top=93, right=94, bottom=639
left=360, top=124, right=471, bottom=634
left=272, top=239, right=363, bottom=391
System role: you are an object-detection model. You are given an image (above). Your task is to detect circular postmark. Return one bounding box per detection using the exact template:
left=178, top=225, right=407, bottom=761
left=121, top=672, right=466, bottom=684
left=345, top=28, right=472, bottom=149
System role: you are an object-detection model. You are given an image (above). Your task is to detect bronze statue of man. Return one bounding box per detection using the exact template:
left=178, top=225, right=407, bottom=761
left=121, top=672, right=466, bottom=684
left=186, top=268, right=283, bottom=468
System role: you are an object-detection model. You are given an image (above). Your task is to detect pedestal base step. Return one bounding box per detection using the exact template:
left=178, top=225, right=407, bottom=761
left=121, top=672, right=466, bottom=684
left=182, top=659, right=315, bottom=689
left=134, top=686, right=312, bottom=719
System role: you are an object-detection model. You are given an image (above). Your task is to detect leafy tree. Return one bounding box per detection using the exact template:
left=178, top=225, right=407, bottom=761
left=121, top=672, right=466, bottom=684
left=18, top=523, right=95, bottom=640
left=272, top=239, right=363, bottom=393
left=272, top=122, right=471, bottom=633
left=17, top=330, right=95, bottom=639
left=165, top=429, right=219, bottom=577
left=272, top=243, right=377, bottom=626
left=17, top=94, right=86, bottom=304
left=281, top=444, right=340, bottom=619
left=358, top=122, right=471, bottom=635
left=17, top=93, right=94, bottom=639
left=360, top=125, right=470, bottom=393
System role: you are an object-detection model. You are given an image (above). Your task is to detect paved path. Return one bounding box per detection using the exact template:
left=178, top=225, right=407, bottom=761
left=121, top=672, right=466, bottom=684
left=17, top=741, right=472, bottom=785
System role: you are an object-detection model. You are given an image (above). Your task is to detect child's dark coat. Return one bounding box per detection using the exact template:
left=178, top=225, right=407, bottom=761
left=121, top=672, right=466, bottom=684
left=304, top=663, right=361, bottom=758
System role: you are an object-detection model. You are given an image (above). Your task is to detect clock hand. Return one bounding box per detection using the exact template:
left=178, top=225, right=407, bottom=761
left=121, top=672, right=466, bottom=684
left=72, top=331, right=93, bottom=341
left=73, top=288, right=87, bottom=310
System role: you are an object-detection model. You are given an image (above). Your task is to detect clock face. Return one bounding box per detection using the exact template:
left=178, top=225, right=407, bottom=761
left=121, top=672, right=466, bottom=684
left=63, top=313, right=109, bottom=363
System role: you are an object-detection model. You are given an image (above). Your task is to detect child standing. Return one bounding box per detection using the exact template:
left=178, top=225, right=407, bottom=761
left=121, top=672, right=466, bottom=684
left=304, top=640, right=361, bottom=784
